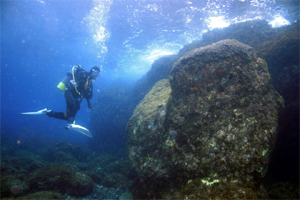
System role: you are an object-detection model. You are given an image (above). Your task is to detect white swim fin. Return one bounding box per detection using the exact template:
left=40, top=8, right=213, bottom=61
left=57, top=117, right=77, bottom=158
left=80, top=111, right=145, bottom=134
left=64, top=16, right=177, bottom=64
left=65, top=124, right=93, bottom=138
left=19, top=108, right=51, bottom=115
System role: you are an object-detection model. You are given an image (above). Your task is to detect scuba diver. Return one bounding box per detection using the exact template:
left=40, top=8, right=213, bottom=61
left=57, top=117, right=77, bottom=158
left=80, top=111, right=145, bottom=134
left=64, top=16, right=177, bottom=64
left=20, top=65, right=100, bottom=138
left=47, top=65, right=100, bottom=124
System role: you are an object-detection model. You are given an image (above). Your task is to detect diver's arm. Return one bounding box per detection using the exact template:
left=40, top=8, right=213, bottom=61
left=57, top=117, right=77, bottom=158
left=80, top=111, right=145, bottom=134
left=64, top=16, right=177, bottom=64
left=85, top=88, right=94, bottom=108
left=86, top=86, right=93, bottom=108
left=83, top=79, right=94, bottom=108
left=86, top=98, right=93, bottom=108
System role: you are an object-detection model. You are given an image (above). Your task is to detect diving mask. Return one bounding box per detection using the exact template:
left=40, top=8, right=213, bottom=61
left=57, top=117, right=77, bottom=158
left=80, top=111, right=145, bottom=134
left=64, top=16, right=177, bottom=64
left=91, top=68, right=100, bottom=80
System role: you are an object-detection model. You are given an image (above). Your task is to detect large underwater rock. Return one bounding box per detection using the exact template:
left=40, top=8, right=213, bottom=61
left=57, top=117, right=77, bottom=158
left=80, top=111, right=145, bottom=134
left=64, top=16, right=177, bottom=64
left=126, top=39, right=284, bottom=199
left=127, top=79, right=171, bottom=178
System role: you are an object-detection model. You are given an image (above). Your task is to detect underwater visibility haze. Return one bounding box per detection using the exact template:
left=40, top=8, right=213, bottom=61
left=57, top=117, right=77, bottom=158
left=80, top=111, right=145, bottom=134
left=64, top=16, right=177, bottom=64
left=1, top=0, right=299, bottom=199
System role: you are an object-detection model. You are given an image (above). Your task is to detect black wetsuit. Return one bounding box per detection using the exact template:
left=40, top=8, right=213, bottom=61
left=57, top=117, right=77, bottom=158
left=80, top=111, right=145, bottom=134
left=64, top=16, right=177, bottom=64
left=47, top=68, right=93, bottom=124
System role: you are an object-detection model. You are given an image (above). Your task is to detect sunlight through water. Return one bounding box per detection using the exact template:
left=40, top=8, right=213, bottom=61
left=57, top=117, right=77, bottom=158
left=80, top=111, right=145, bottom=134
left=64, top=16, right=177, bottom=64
left=84, top=0, right=112, bottom=61
left=206, top=16, right=230, bottom=30
left=85, top=0, right=294, bottom=78
left=269, top=15, right=290, bottom=28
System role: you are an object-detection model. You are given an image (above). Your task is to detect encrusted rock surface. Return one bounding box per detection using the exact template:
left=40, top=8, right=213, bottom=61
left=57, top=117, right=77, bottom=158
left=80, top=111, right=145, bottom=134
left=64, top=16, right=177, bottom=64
left=126, top=39, right=284, bottom=199
left=127, top=79, right=171, bottom=179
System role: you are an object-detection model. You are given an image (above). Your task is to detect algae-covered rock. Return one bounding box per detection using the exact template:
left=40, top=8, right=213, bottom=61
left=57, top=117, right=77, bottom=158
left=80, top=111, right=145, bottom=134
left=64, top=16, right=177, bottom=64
left=103, top=172, right=128, bottom=190
left=18, top=191, right=65, bottom=199
left=85, top=168, right=106, bottom=185
left=1, top=177, right=29, bottom=197
left=27, top=165, right=94, bottom=197
left=45, top=140, right=89, bottom=164
left=127, top=39, right=284, bottom=199
left=127, top=79, right=171, bottom=179
left=167, top=39, right=283, bottom=182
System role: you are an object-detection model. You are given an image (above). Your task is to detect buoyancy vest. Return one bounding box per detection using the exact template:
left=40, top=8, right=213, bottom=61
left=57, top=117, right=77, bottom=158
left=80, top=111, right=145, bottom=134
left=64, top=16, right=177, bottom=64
left=57, top=65, right=84, bottom=94
left=57, top=65, right=93, bottom=100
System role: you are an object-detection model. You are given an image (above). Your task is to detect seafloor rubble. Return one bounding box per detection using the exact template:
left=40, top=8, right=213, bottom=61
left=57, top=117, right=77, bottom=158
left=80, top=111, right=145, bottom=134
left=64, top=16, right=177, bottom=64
left=126, top=39, right=284, bottom=199
left=0, top=140, right=131, bottom=199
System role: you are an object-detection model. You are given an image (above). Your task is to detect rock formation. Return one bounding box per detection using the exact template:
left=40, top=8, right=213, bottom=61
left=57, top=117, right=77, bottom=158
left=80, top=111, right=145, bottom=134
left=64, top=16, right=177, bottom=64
left=127, top=39, right=284, bottom=199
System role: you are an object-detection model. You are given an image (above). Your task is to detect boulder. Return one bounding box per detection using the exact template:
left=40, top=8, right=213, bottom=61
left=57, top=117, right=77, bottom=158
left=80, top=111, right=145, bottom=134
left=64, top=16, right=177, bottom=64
left=127, top=39, right=284, bottom=199
left=127, top=79, right=171, bottom=179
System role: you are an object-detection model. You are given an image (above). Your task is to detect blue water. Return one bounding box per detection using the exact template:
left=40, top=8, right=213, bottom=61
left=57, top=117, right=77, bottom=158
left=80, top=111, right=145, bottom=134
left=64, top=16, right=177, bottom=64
left=1, top=0, right=299, bottom=148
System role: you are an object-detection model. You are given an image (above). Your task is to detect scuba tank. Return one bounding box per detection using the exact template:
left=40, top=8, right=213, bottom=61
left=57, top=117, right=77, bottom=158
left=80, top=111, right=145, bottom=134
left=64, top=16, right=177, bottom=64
left=57, top=75, right=70, bottom=92
left=57, top=65, right=82, bottom=92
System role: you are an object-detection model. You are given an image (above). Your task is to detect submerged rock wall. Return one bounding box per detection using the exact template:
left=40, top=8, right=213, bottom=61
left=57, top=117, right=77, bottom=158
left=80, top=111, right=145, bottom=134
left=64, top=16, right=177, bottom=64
left=127, top=39, right=284, bottom=199
left=127, top=79, right=171, bottom=179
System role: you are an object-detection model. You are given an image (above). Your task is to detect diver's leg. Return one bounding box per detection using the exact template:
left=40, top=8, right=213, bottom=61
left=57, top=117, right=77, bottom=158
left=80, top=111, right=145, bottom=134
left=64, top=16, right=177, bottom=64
left=64, top=90, right=80, bottom=124
left=45, top=90, right=78, bottom=122
left=46, top=111, right=67, bottom=120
